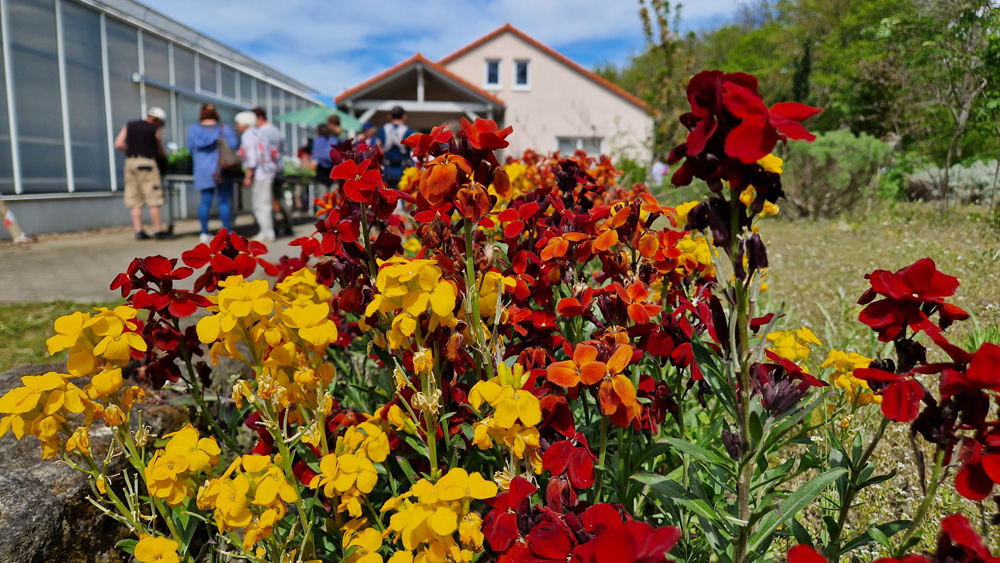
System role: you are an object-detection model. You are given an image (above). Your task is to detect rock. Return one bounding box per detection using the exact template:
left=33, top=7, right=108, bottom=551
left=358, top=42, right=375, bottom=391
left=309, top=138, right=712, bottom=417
left=0, top=364, right=188, bottom=563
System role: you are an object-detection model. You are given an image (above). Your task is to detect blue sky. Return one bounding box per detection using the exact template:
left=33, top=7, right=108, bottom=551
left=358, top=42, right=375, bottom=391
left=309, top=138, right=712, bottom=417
left=144, top=0, right=742, bottom=100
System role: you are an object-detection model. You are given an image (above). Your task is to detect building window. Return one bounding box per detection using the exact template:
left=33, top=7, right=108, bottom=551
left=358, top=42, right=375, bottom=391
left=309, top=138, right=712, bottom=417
left=557, top=136, right=603, bottom=156
left=484, top=59, right=500, bottom=88
left=513, top=59, right=530, bottom=90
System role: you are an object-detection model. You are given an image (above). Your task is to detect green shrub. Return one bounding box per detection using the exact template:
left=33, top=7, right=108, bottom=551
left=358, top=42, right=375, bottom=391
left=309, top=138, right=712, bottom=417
left=905, top=159, right=1000, bottom=205
left=781, top=130, right=893, bottom=218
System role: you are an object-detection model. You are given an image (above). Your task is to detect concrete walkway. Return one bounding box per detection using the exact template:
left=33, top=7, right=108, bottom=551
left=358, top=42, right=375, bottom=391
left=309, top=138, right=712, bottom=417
left=0, top=218, right=306, bottom=303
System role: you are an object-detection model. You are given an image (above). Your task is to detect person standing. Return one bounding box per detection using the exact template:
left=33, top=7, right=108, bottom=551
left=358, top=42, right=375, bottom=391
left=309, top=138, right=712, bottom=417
left=311, top=115, right=342, bottom=192
left=356, top=121, right=377, bottom=147
left=375, top=106, right=416, bottom=189
left=187, top=103, right=239, bottom=243
left=0, top=195, right=29, bottom=244
left=114, top=107, right=169, bottom=240
left=252, top=107, right=293, bottom=237
left=235, top=111, right=278, bottom=242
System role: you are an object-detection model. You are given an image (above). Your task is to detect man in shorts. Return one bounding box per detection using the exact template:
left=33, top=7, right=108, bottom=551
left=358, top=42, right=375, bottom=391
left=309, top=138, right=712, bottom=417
left=114, top=107, right=169, bottom=240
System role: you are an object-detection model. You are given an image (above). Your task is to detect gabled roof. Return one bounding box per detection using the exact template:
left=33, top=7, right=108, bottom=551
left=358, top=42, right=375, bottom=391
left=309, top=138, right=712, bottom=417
left=438, top=24, right=648, bottom=111
left=336, top=53, right=505, bottom=106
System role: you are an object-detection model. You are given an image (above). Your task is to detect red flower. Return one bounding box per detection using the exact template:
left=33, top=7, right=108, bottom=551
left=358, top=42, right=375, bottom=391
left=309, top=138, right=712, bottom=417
left=940, top=342, right=1000, bottom=398
left=721, top=82, right=822, bottom=164
left=574, top=504, right=680, bottom=563
left=936, top=513, right=1000, bottom=562
left=484, top=476, right=537, bottom=553
left=330, top=158, right=383, bottom=203
left=858, top=258, right=968, bottom=342
left=460, top=117, right=513, bottom=150
left=787, top=545, right=827, bottom=563
left=853, top=366, right=925, bottom=422
left=401, top=124, right=453, bottom=158
left=542, top=433, right=596, bottom=489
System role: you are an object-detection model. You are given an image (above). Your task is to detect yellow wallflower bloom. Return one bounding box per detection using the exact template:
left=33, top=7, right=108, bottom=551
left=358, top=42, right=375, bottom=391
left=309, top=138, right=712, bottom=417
left=282, top=302, right=339, bottom=348
left=757, top=153, right=784, bottom=174
left=766, top=328, right=822, bottom=362
left=134, top=535, right=180, bottom=563
left=364, top=258, right=458, bottom=349
left=87, top=368, right=123, bottom=399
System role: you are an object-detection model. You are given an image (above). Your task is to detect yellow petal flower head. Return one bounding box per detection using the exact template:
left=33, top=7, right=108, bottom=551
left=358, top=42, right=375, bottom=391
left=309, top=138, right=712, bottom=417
left=275, top=267, right=332, bottom=306
left=145, top=451, right=191, bottom=506
left=163, top=423, right=221, bottom=473
left=365, top=257, right=458, bottom=349
left=87, top=368, right=124, bottom=399
left=134, top=535, right=180, bottom=563
left=282, top=302, right=339, bottom=348
left=757, top=153, right=784, bottom=174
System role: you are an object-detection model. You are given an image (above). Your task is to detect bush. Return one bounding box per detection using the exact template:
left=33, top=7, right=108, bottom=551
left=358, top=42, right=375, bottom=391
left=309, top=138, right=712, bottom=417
left=905, top=159, right=1000, bottom=204
left=781, top=130, right=892, bottom=218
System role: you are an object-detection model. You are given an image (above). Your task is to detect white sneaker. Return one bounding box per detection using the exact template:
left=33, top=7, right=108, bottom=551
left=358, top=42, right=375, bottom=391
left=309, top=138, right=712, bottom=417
left=199, top=233, right=211, bottom=244
left=250, top=233, right=275, bottom=242
left=12, top=235, right=30, bottom=244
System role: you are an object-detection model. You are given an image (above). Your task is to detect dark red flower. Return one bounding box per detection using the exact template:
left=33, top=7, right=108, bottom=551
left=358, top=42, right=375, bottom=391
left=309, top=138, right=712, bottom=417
left=858, top=258, right=966, bottom=342
left=721, top=82, right=822, bottom=164
left=484, top=476, right=537, bottom=553
left=940, top=342, right=1000, bottom=398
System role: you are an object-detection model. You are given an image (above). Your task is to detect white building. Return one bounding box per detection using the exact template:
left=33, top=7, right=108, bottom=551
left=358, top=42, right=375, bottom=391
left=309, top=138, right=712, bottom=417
left=338, top=24, right=653, bottom=162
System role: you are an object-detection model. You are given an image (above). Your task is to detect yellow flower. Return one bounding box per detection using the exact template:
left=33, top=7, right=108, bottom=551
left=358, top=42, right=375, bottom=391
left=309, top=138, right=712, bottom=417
left=134, top=535, right=180, bottom=563
left=344, top=527, right=384, bottom=563
left=674, top=200, right=701, bottom=226
left=823, top=350, right=880, bottom=407
left=757, top=153, right=784, bottom=174
left=766, top=328, right=822, bottom=362
left=282, top=302, right=339, bottom=348
left=163, top=424, right=221, bottom=473
left=364, top=258, right=458, bottom=349
left=87, top=368, right=123, bottom=399
left=66, top=426, right=90, bottom=455
left=197, top=276, right=281, bottom=344
left=275, top=267, right=332, bottom=305
left=145, top=451, right=191, bottom=506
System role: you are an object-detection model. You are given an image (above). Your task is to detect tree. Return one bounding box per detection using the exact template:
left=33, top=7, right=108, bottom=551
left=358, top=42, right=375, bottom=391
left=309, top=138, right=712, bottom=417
left=907, top=0, right=994, bottom=211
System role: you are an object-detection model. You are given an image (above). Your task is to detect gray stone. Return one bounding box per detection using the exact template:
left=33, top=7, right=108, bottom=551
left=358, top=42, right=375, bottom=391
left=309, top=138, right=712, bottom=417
left=0, top=364, right=188, bottom=563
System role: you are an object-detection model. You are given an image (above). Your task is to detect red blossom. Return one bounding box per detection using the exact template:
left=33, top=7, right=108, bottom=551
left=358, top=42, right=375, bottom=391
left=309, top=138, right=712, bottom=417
left=721, top=82, right=822, bottom=164
left=330, top=158, right=383, bottom=203
left=460, top=117, right=513, bottom=150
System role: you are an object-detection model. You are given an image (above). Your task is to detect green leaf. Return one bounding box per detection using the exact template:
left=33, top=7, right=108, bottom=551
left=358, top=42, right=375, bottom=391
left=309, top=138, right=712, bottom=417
left=868, top=526, right=892, bottom=550
left=658, top=436, right=734, bottom=472
left=841, top=520, right=910, bottom=556
left=791, top=518, right=812, bottom=546
left=116, top=539, right=138, bottom=555
left=749, top=467, right=848, bottom=553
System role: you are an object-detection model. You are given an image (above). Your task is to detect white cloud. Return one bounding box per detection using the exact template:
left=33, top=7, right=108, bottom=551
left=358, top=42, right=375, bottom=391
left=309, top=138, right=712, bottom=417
left=142, top=0, right=740, bottom=97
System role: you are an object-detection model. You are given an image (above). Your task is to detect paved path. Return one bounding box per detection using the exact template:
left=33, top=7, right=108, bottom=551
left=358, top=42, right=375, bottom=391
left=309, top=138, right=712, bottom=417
left=0, top=218, right=306, bottom=303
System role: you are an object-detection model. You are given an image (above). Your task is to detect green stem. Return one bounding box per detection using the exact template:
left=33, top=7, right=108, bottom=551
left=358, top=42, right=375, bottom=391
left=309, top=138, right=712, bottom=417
left=463, top=220, right=495, bottom=380
left=359, top=203, right=378, bottom=278
left=730, top=188, right=754, bottom=563
left=824, top=416, right=891, bottom=561
left=594, top=415, right=610, bottom=503
left=895, top=449, right=945, bottom=556
left=176, top=331, right=241, bottom=452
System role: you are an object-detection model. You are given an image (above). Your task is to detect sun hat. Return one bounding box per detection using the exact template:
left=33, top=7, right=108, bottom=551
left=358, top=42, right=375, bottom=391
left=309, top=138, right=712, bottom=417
left=147, top=107, right=167, bottom=121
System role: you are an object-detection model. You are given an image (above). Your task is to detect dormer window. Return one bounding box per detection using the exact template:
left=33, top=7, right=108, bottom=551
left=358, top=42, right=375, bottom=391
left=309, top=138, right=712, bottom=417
left=484, top=59, right=501, bottom=89
left=513, top=59, right=530, bottom=90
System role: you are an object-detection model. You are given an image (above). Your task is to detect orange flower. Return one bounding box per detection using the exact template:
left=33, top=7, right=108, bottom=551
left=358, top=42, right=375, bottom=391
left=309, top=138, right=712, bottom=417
left=540, top=233, right=587, bottom=261
left=546, top=344, right=607, bottom=387
left=598, top=345, right=642, bottom=427
left=617, top=282, right=661, bottom=325
left=419, top=154, right=471, bottom=208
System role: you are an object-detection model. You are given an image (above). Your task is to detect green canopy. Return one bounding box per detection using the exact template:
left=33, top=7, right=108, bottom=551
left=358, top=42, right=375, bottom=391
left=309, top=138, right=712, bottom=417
left=273, top=105, right=363, bottom=131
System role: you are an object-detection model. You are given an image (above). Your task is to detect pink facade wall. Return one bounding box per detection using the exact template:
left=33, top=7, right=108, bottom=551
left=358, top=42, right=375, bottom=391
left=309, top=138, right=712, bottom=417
left=440, top=31, right=653, bottom=162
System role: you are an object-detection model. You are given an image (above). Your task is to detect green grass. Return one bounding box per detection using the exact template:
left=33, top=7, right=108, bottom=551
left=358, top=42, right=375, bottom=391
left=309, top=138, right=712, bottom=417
left=0, top=300, right=121, bottom=373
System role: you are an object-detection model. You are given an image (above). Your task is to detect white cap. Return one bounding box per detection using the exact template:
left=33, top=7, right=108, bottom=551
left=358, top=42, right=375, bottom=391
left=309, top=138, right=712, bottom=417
left=147, top=107, right=167, bottom=121
left=235, top=111, right=257, bottom=127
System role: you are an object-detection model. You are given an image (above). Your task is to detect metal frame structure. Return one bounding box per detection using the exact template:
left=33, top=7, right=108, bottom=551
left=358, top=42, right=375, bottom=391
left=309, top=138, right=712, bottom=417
left=0, top=0, right=321, bottom=201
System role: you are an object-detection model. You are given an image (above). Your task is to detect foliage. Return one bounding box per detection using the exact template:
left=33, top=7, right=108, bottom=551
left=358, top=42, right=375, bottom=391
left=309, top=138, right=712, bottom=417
left=780, top=130, right=893, bottom=218
left=906, top=159, right=1000, bottom=204
left=2, top=71, right=1000, bottom=563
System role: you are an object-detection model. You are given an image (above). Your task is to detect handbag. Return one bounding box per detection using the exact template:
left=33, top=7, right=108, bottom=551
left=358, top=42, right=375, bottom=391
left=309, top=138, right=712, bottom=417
left=217, top=125, right=243, bottom=175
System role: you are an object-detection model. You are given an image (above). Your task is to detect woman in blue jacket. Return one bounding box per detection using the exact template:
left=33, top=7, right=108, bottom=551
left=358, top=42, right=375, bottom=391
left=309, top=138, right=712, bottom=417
left=187, top=103, right=239, bottom=243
